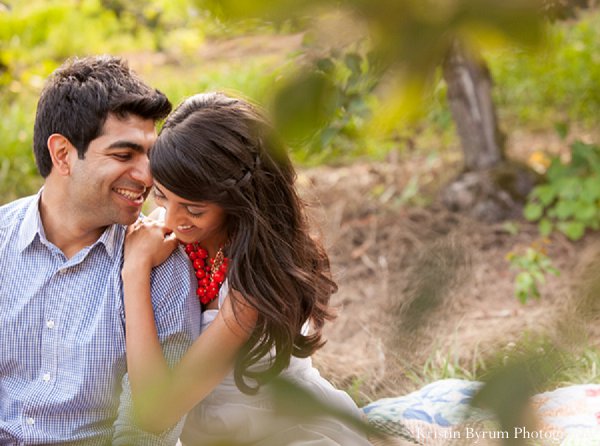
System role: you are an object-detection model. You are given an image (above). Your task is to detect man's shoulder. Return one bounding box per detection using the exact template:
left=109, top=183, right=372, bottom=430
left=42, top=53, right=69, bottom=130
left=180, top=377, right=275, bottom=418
left=0, top=195, right=35, bottom=230
left=156, top=245, right=191, bottom=273
left=151, top=246, right=194, bottom=296
left=149, top=246, right=201, bottom=334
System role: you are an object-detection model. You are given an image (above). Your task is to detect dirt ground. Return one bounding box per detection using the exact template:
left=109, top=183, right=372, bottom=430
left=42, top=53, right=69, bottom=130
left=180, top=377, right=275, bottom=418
left=302, top=156, right=600, bottom=404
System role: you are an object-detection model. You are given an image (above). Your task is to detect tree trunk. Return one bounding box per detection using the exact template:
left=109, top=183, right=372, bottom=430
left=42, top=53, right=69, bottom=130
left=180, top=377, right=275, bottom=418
left=440, top=40, right=539, bottom=222
left=442, top=40, right=505, bottom=172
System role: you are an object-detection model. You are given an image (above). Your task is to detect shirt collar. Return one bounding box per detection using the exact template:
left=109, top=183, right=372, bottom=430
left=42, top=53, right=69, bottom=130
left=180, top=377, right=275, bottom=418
left=96, top=223, right=123, bottom=260
left=17, top=188, right=125, bottom=259
left=17, top=188, right=44, bottom=253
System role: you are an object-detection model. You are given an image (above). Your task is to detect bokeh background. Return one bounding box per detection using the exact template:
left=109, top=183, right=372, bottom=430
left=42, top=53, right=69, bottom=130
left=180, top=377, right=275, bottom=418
left=3, top=1, right=600, bottom=442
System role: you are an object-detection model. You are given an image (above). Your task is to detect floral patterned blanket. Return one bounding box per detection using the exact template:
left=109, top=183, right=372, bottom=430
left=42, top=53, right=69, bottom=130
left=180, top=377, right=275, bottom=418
left=362, top=379, right=600, bottom=445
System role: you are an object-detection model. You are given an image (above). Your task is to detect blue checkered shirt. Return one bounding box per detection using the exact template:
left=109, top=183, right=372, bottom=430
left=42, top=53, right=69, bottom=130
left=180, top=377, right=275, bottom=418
left=0, top=192, right=202, bottom=445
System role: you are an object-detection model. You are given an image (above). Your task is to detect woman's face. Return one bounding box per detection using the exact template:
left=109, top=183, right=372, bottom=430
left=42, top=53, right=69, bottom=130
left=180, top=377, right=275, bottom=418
left=151, top=181, right=228, bottom=249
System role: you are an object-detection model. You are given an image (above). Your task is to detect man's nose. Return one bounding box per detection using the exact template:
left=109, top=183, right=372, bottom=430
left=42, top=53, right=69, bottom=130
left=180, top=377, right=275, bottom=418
left=131, top=156, right=153, bottom=187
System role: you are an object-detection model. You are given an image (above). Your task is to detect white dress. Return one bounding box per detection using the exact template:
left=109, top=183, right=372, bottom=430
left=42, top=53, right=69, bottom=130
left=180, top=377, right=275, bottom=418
left=179, top=281, right=372, bottom=446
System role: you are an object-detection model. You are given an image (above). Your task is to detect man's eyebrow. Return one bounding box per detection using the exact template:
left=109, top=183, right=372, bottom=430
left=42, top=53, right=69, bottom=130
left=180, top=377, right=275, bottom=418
left=106, top=141, right=146, bottom=153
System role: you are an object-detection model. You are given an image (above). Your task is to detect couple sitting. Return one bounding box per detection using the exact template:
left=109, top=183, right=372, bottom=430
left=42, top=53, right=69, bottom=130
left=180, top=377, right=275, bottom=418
left=0, top=56, right=372, bottom=445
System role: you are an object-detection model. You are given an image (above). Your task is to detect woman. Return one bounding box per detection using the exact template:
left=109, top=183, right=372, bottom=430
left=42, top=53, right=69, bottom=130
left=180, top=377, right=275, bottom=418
left=123, top=92, right=372, bottom=445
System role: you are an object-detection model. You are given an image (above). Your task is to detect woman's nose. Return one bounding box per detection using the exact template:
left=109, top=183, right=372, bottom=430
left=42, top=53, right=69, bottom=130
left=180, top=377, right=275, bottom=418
left=162, top=205, right=180, bottom=230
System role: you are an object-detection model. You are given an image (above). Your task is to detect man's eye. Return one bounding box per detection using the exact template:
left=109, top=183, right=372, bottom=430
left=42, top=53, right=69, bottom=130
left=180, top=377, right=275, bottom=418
left=113, top=153, right=131, bottom=161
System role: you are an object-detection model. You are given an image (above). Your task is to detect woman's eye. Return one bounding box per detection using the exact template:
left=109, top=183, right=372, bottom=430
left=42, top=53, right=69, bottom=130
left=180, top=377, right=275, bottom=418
left=152, top=190, right=165, bottom=201
left=186, top=207, right=205, bottom=216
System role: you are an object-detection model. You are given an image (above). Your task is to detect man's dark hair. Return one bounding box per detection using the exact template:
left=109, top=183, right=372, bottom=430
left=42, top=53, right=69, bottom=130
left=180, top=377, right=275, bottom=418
left=33, top=55, right=172, bottom=177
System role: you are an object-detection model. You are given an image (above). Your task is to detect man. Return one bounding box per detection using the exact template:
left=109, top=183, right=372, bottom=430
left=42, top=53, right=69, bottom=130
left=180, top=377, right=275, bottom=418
left=0, top=55, right=201, bottom=445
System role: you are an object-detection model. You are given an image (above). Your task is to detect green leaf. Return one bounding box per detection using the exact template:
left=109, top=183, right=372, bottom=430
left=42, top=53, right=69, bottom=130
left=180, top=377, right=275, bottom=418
left=523, top=202, right=543, bottom=221
left=271, top=71, right=339, bottom=143
left=574, top=201, right=597, bottom=222
left=531, top=184, right=556, bottom=207
left=538, top=218, right=553, bottom=237
left=554, top=121, right=569, bottom=140
left=532, top=271, right=545, bottom=284
left=570, top=140, right=595, bottom=169
left=546, top=159, right=569, bottom=183
left=582, top=176, right=600, bottom=201
left=316, top=57, right=335, bottom=74
left=554, top=200, right=575, bottom=220
left=547, top=266, right=560, bottom=276
left=557, top=221, right=585, bottom=241
left=344, top=53, right=362, bottom=77
left=516, top=272, right=534, bottom=291
left=319, top=126, right=338, bottom=148
left=557, top=178, right=580, bottom=200
left=501, top=221, right=519, bottom=235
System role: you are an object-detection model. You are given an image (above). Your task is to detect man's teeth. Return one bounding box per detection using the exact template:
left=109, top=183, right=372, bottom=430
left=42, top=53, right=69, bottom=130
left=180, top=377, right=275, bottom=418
left=178, top=225, right=193, bottom=230
left=114, top=188, right=144, bottom=201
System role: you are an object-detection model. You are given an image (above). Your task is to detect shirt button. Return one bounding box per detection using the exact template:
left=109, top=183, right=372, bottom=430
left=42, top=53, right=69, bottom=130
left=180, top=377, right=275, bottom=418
left=42, top=373, right=51, bottom=382
left=26, top=417, right=35, bottom=425
left=58, top=269, right=67, bottom=274
left=46, top=320, right=55, bottom=329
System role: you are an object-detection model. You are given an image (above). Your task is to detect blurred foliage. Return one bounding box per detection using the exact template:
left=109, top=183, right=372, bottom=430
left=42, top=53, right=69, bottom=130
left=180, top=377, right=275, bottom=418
left=0, top=95, right=42, bottom=201
left=2, top=2, right=600, bottom=437
left=0, top=0, right=203, bottom=88
left=488, top=8, right=600, bottom=126
left=269, top=377, right=380, bottom=438
left=472, top=342, right=562, bottom=446
left=273, top=47, right=380, bottom=165
left=195, top=0, right=545, bottom=160
left=472, top=337, right=600, bottom=443
left=393, top=235, right=471, bottom=336
left=506, top=240, right=560, bottom=303
left=524, top=140, right=600, bottom=241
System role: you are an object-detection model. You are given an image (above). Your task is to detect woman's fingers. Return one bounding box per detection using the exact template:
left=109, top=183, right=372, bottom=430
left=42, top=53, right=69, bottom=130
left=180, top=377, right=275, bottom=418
left=147, top=207, right=164, bottom=221
left=164, top=232, right=180, bottom=250
left=126, top=220, right=173, bottom=248
left=124, top=219, right=178, bottom=268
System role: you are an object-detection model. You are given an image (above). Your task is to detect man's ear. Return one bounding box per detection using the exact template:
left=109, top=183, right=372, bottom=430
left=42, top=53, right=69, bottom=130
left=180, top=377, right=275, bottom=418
left=47, top=134, right=75, bottom=176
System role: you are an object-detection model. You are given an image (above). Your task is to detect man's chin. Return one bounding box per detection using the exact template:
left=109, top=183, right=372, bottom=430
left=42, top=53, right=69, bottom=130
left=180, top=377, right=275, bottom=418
left=118, top=211, right=142, bottom=226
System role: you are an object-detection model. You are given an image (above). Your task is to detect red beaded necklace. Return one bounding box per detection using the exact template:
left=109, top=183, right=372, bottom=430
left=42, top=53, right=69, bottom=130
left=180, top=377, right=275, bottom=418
left=184, top=243, right=229, bottom=306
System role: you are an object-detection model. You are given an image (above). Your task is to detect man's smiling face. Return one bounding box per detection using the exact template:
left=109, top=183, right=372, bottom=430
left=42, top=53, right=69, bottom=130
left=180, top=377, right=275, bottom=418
left=67, top=113, right=157, bottom=227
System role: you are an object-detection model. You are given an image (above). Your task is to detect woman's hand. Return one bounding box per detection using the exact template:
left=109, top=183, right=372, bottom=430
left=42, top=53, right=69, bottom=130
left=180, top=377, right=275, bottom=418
left=124, top=215, right=179, bottom=271
left=122, top=210, right=178, bottom=415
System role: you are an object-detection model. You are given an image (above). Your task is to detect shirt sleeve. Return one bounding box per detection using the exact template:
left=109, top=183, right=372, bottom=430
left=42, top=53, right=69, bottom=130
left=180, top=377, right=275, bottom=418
left=112, top=247, right=201, bottom=445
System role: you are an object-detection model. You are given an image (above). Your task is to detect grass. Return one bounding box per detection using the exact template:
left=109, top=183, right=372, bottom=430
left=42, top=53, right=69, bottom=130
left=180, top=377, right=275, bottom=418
left=393, top=331, right=600, bottom=398
left=401, top=347, right=482, bottom=388
left=547, top=345, right=600, bottom=387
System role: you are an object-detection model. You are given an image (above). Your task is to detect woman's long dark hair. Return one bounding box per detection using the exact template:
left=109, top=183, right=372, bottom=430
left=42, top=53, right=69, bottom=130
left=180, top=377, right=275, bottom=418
left=150, top=92, right=337, bottom=393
